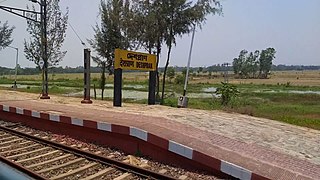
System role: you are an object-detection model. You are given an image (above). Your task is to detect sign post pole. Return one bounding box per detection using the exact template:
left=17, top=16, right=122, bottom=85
left=113, top=68, right=122, bottom=107
left=148, top=71, right=156, bottom=105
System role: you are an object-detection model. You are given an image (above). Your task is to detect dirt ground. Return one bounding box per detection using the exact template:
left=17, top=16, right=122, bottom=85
left=0, top=89, right=319, bottom=166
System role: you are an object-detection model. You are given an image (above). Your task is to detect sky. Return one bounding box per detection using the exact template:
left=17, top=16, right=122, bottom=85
left=0, top=0, right=319, bottom=68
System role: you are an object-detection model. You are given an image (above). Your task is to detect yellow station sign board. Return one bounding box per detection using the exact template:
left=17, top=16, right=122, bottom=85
left=114, top=49, right=157, bottom=71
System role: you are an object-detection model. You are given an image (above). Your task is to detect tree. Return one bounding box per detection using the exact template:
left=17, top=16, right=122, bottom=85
left=232, top=48, right=276, bottom=79
left=24, top=0, right=68, bottom=68
left=131, top=0, right=167, bottom=101
left=198, top=67, right=203, bottom=74
left=160, top=0, right=222, bottom=104
left=167, top=66, right=175, bottom=83
left=233, top=50, right=247, bottom=78
left=182, top=68, right=187, bottom=77
left=129, top=0, right=221, bottom=103
left=0, top=21, right=15, bottom=50
left=232, top=58, right=240, bottom=75
left=246, top=50, right=259, bottom=78
left=89, top=0, right=132, bottom=100
left=259, top=47, right=276, bottom=78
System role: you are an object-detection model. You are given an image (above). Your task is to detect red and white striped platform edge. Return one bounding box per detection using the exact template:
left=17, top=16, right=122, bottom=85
left=1, top=104, right=268, bottom=180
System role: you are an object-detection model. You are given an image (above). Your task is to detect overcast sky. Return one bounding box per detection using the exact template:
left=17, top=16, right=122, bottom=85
left=0, top=0, right=319, bottom=68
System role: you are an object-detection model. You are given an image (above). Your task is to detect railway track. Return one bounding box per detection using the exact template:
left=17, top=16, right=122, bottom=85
left=0, top=122, right=177, bottom=180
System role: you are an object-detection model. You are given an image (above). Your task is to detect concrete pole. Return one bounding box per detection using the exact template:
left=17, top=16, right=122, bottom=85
left=81, top=49, right=92, bottom=104
left=183, top=24, right=196, bottom=96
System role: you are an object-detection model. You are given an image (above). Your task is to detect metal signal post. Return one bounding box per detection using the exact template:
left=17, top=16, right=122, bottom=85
left=0, top=0, right=50, bottom=99
left=38, top=0, right=49, bottom=99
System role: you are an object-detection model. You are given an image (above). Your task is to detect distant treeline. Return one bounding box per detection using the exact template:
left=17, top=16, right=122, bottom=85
left=0, top=65, right=319, bottom=75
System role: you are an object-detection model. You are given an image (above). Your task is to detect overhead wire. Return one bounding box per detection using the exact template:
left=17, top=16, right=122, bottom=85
left=68, top=21, right=86, bottom=46
left=60, top=7, right=87, bottom=47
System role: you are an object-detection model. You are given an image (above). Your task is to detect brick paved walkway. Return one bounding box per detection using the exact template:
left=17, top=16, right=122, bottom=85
left=0, top=90, right=319, bottom=179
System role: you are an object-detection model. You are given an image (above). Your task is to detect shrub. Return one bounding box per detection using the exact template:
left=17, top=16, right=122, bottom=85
left=215, top=82, right=240, bottom=106
left=174, top=75, right=184, bottom=84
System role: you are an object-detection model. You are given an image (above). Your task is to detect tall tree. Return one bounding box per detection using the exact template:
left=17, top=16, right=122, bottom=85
left=233, top=48, right=276, bottom=79
left=160, top=0, right=222, bottom=104
left=131, top=0, right=221, bottom=103
left=259, top=47, right=276, bottom=78
left=89, top=0, right=132, bottom=100
left=246, top=50, right=259, bottom=78
left=131, top=0, right=167, bottom=101
left=24, top=0, right=68, bottom=68
left=167, top=66, right=175, bottom=83
left=233, top=49, right=247, bottom=78
left=0, top=21, right=15, bottom=50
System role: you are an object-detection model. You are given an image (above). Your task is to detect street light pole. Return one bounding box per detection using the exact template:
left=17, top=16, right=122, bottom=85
left=178, top=24, right=196, bottom=108
left=183, top=24, right=196, bottom=96
left=8, top=46, right=19, bottom=89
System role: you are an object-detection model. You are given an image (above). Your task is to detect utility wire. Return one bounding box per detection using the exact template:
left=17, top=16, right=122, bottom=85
left=61, top=9, right=87, bottom=47
left=68, top=21, right=86, bottom=47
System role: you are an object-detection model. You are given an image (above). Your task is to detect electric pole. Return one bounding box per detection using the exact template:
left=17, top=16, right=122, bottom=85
left=0, top=1, right=50, bottom=99
left=40, top=0, right=50, bottom=99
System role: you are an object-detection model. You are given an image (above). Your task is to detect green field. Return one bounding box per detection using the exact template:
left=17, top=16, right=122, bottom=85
left=1, top=70, right=320, bottom=130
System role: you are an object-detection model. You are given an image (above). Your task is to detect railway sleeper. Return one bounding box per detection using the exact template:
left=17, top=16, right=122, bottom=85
left=36, top=157, right=86, bottom=173
left=113, top=172, right=132, bottom=180
left=26, top=154, right=73, bottom=169
left=50, top=162, right=98, bottom=180
left=0, top=141, right=31, bottom=151
left=0, top=138, right=23, bottom=146
left=80, top=167, right=116, bottom=180
left=0, top=144, right=40, bottom=155
left=16, top=150, right=61, bottom=163
left=6, top=147, right=51, bottom=160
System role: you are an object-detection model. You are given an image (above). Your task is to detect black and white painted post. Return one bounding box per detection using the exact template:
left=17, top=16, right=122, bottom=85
left=81, top=48, right=92, bottom=104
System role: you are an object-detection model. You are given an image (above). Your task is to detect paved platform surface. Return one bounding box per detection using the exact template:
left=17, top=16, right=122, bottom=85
left=0, top=90, right=319, bottom=179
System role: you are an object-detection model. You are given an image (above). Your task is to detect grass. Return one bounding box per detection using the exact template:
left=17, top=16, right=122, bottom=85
left=0, top=71, right=319, bottom=130
left=162, top=92, right=320, bottom=130
left=234, top=93, right=320, bottom=130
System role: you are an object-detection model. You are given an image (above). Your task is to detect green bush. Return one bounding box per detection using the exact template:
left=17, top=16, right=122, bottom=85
left=215, top=82, right=240, bottom=106
left=174, top=75, right=184, bottom=84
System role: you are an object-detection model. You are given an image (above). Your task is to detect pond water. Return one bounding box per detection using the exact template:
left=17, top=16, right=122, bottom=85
left=202, top=87, right=217, bottom=93
left=67, top=89, right=149, bottom=100
left=66, top=89, right=218, bottom=99
left=95, top=84, right=146, bottom=89
left=254, top=89, right=320, bottom=95
left=1, top=83, right=319, bottom=100
left=0, top=84, right=38, bottom=88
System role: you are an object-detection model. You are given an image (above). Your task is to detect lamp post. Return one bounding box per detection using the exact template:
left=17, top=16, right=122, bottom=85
left=8, top=46, right=19, bottom=89
left=178, top=24, right=196, bottom=108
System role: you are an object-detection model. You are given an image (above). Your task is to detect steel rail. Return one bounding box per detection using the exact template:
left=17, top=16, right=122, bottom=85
left=0, top=125, right=176, bottom=180
left=0, top=154, right=47, bottom=180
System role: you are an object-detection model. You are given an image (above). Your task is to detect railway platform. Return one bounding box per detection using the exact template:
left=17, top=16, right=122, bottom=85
left=0, top=90, right=319, bottom=180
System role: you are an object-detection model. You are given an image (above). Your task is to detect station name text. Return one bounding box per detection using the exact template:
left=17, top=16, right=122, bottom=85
left=120, top=59, right=153, bottom=69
